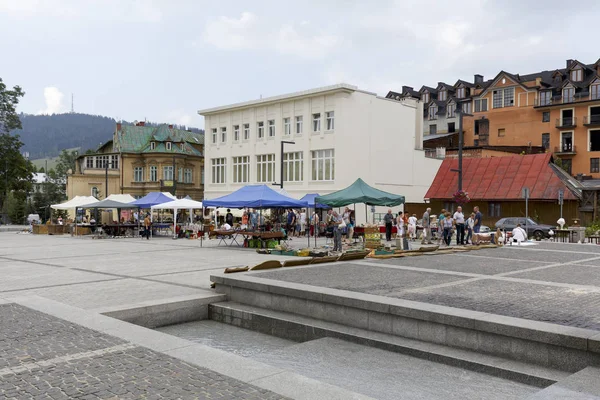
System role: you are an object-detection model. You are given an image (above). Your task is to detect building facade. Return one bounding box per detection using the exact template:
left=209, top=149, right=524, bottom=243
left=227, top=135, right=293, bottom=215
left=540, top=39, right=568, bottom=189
left=389, top=58, right=600, bottom=178
left=198, top=83, right=442, bottom=224
left=67, top=123, right=205, bottom=200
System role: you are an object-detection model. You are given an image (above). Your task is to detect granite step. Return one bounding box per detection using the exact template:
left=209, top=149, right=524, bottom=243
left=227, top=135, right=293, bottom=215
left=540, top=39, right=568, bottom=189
left=210, top=301, right=570, bottom=388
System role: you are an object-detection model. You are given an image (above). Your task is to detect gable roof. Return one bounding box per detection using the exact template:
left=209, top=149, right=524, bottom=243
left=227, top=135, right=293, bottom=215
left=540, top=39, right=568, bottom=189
left=425, top=153, right=578, bottom=201
left=113, top=124, right=204, bottom=156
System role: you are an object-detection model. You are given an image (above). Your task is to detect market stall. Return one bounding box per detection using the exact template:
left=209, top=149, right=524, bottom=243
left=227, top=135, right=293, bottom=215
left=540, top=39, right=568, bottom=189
left=150, top=198, right=204, bottom=239
left=78, top=198, right=140, bottom=237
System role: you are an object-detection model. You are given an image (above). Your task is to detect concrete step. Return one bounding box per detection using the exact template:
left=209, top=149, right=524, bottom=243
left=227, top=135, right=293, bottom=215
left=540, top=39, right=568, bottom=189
left=210, top=301, right=570, bottom=388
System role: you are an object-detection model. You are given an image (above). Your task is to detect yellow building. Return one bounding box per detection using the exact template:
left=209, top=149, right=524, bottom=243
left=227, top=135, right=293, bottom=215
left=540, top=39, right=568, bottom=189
left=67, top=122, right=204, bottom=200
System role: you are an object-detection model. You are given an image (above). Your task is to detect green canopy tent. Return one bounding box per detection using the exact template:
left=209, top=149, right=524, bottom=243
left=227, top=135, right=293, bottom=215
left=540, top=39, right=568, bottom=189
left=315, top=178, right=405, bottom=224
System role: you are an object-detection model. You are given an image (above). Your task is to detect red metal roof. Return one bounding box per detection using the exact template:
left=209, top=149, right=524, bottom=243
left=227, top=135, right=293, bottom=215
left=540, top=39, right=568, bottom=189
left=425, top=153, right=578, bottom=201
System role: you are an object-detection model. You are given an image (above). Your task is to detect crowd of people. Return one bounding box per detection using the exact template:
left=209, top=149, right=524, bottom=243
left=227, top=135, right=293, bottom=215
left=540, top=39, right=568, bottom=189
left=419, top=206, right=483, bottom=246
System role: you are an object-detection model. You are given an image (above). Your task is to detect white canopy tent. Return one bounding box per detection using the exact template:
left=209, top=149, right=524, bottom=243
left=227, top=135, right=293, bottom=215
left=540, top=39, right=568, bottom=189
left=106, top=194, right=136, bottom=203
left=151, top=198, right=204, bottom=238
left=51, top=196, right=98, bottom=210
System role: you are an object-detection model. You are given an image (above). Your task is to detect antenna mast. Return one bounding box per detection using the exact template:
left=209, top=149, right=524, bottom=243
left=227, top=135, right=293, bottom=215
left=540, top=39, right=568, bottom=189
left=71, top=94, right=74, bottom=113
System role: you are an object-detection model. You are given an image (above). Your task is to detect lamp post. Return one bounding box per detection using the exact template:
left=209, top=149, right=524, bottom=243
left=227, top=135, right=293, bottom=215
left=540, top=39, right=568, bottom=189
left=273, top=140, right=295, bottom=189
left=452, top=108, right=473, bottom=191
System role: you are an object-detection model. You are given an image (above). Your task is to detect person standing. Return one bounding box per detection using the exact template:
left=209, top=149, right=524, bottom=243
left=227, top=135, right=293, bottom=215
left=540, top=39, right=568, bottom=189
left=225, top=209, right=234, bottom=226
left=249, top=209, right=258, bottom=230
left=241, top=210, right=249, bottom=229
left=295, top=209, right=301, bottom=237
left=453, top=206, right=465, bottom=245
left=421, top=208, right=433, bottom=244
left=396, top=212, right=405, bottom=238
left=143, top=213, right=151, bottom=240
left=473, top=206, right=482, bottom=233
left=442, top=212, right=454, bottom=246
left=287, top=209, right=296, bottom=237
left=466, top=213, right=475, bottom=244
left=346, top=209, right=355, bottom=243
left=408, top=213, right=417, bottom=240
left=332, top=211, right=343, bottom=252
left=383, top=209, right=394, bottom=242
left=310, top=211, right=320, bottom=237
left=300, top=209, right=307, bottom=237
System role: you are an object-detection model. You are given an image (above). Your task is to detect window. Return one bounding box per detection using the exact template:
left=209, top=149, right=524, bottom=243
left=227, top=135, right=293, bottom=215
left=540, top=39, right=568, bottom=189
left=211, top=158, right=226, bottom=184
left=591, top=158, right=600, bottom=173
left=220, top=127, right=227, bottom=143
left=447, top=103, right=456, bottom=118
left=150, top=166, right=157, bottom=182
left=429, top=124, right=437, bottom=135
left=178, top=167, right=183, bottom=183
left=257, top=121, right=264, bottom=139
left=312, top=113, right=321, bottom=132
left=150, top=141, right=156, bottom=150
left=184, top=168, right=192, bottom=183
left=256, top=154, right=275, bottom=183
left=311, top=149, right=335, bottom=181
left=422, top=92, right=429, bottom=103
left=492, top=88, right=514, bottom=108
left=295, top=116, right=303, bottom=134
left=283, top=152, right=303, bottom=182
left=456, top=88, right=465, bottom=98
left=563, top=87, right=574, bottom=103
left=232, top=156, right=250, bottom=183
left=283, top=118, right=291, bottom=135
left=428, top=105, right=437, bottom=120
left=91, top=187, right=98, bottom=198
left=489, top=202, right=501, bottom=218
left=326, top=111, right=335, bottom=130
left=86, top=157, right=94, bottom=169
left=233, top=125, right=240, bottom=141
left=561, top=109, right=574, bottom=126
left=590, top=130, right=600, bottom=151
left=95, top=155, right=107, bottom=168
left=592, top=84, right=600, bottom=100
left=448, top=122, right=455, bottom=133
left=498, top=128, right=505, bottom=137
left=243, top=123, right=250, bottom=140
left=542, top=112, right=550, bottom=122
left=570, top=68, right=582, bottom=82
left=268, top=120, right=275, bottom=137
left=163, top=166, right=173, bottom=181
left=561, top=132, right=573, bottom=152
left=180, top=143, right=185, bottom=150
left=474, top=98, right=488, bottom=112
left=473, top=139, right=479, bottom=146
left=211, top=128, right=217, bottom=144
left=542, top=133, right=550, bottom=150
left=539, top=91, right=552, bottom=106
left=166, top=142, right=172, bottom=150
left=461, top=102, right=472, bottom=114
left=438, top=90, right=447, bottom=101
left=133, top=167, right=144, bottom=182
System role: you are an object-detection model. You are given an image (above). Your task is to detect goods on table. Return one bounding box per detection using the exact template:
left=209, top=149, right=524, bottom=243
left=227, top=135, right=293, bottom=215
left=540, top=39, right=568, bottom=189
left=363, top=226, right=381, bottom=249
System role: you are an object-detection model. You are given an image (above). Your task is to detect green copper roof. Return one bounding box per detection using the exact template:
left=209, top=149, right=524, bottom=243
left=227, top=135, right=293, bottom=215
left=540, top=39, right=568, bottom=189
left=113, top=124, right=204, bottom=155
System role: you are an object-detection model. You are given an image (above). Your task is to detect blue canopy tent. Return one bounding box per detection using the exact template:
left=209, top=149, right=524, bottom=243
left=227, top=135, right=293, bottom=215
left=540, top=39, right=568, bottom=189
left=131, top=192, right=176, bottom=209
left=203, top=185, right=308, bottom=208
left=299, top=193, right=330, bottom=209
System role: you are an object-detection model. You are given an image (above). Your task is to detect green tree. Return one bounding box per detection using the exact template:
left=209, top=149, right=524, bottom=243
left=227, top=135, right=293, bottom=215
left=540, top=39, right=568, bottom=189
left=0, top=78, right=25, bottom=133
left=55, top=149, right=78, bottom=180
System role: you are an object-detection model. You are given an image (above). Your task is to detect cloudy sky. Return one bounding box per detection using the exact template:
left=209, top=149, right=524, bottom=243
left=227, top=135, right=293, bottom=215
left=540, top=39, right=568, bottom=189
left=1, top=0, right=599, bottom=128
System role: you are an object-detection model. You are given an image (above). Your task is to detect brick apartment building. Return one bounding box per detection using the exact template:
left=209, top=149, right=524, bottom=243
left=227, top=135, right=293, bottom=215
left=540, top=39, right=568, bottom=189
left=388, top=58, right=600, bottom=179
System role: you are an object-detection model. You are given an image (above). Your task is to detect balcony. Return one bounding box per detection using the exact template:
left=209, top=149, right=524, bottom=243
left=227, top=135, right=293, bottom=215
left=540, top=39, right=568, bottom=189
left=556, top=117, right=577, bottom=129
left=554, top=145, right=576, bottom=155
left=534, top=94, right=600, bottom=108
left=424, top=147, right=446, bottom=159
left=584, top=115, right=600, bottom=127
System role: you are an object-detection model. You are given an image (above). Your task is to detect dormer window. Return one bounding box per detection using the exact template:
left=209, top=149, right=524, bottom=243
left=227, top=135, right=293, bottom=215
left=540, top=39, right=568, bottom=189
left=422, top=92, right=429, bottom=103
left=428, top=105, right=437, bottom=120
left=570, top=67, right=582, bottom=82
left=563, top=87, right=574, bottom=103
left=447, top=103, right=456, bottom=118
left=457, top=88, right=465, bottom=98
left=438, top=90, right=447, bottom=101
left=591, top=83, right=600, bottom=100
left=150, top=141, right=156, bottom=150
left=166, top=142, right=172, bottom=150
left=180, top=143, right=185, bottom=150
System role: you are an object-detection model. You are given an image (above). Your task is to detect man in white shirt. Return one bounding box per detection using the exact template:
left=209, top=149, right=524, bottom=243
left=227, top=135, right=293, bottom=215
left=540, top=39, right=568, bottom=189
left=408, top=214, right=417, bottom=240
left=511, top=224, right=527, bottom=245
left=300, top=209, right=307, bottom=236
left=453, top=206, right=465, bottom=245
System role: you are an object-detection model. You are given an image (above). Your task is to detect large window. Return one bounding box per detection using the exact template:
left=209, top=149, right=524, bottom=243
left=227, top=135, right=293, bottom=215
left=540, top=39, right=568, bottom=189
left=211, top=128, right=217, bottom=144
left=86, top=157, right=94, bottom=169
left=311, top=149, right=334, bottom=181
left=133, top=167, right=144, bottom=182
left=539, top=91, right=552, bottom=106
left=326, top=111, right=335, bottom=130
left=438, top=90, right=447, bottom=101
left=592, top=84, right=600, bottom=100
left=220, top=127, right=227, bottom=143
left=428, top=105, right=437, bottom=120
left=243, top=123, right=250, bottom=140
left=429, top=124, right=437, bottom=135
left=456, top=87, right=465, bottom=98
left=178, top=167, right=183, bottom=183
left=232, top=156, right=250, bottom=183
left=492, top=88, right=514, bottom=108
left=447, top=103, right=456, bottom=118
left=283, top=118, right=291, bottom=135
left=563, top=87, right=574, bottom=103
left=474, top=98, right=488, bottom=112
left=233, top=125, right=240, bottom=141
left=283, top=152, right=303, bottom=182
left=268, top=120, right=275, bottom=137
left=312, top=113, right=321, bottom=132
left=163, top=166, right=174, bottom=181
left=542, top=133, right=550, bottom=150
left=570, top=68, right=582, bottom=82
left=184, top=168, right=192, bottom=183
left=591, top=158, right=599, bottom=174
left=256, top=154, right=275, bottom=183
left=461, top=102, right=472, bottom=114
left=257, top=121, right=264, bottom=139
left=488, top=202, right=502, bottom=218
left=211, top=158, right=226, bottom=184
left=590, top=130, right=600, bottom=152
left=150, top=166, right=157, bottom=182
left=295, top=116, right=303, bottom=134
left=95, top=155, right=107, bottom=169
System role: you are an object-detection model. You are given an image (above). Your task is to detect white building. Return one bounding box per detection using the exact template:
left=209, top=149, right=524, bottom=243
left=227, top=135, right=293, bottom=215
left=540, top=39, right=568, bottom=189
left=198, top=83, right=442, bottom=224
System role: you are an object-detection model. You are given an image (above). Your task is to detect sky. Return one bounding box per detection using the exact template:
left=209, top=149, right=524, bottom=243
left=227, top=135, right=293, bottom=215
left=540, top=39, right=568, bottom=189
left=1, top=0, right=599, bottom=129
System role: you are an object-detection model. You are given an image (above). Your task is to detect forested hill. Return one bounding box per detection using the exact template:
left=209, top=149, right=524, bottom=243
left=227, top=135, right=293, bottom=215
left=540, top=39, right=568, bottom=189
left=11, top=113, right=204, bottom=159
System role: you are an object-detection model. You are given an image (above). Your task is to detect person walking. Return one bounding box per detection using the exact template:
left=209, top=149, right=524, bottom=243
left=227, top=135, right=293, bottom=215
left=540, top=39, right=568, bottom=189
left=453, top=206, right=466, bottom=245
left=442, top=212, right=454, bottom=246
left=466, top=212, right=475, bottom=244
left=473, top=206, right=482, bottom=233
left=143, top=213, right=151, bottom=240
left=300, top=209, right=307, bottom=237
left=408, top=213, right=417, bottom=240
left=383, top=209, right=394, bottom=242
left=421, top=208, right=433, bottom=244
left=332, top=210, right=343, bottom=252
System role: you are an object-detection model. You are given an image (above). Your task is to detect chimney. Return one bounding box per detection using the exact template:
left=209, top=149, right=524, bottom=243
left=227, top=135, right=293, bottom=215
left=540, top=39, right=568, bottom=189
left=474, top=74, right=484, bottom=84
left=116, top=122, right=122, bottom=131
left=566, top=59, right=574, bottom=68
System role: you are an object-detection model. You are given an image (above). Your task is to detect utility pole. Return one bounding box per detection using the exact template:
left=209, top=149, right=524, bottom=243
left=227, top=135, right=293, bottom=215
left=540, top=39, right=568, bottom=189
left=172, top=155, right=177, bottom=197
left=452, top=108, right=473, bottom=192
left=273, top=140, right=295, bottom=189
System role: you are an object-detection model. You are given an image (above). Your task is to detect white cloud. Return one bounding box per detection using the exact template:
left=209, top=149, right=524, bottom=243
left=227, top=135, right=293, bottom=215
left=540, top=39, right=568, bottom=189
left=201, top=12, right=341, bottom=59
left=38, top=87, right=67, bottom=115
left=166, top=110, right=195, bottom=128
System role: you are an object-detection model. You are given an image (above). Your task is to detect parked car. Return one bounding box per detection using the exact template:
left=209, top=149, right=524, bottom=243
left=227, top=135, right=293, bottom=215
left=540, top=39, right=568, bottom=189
left=494, top=217, right=553, bottom=239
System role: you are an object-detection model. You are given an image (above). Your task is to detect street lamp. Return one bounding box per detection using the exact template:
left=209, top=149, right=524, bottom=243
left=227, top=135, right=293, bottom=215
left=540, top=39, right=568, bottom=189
left=273, top=140, right=295, bottom=189
left=451, top=108, right=473, bottom=191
